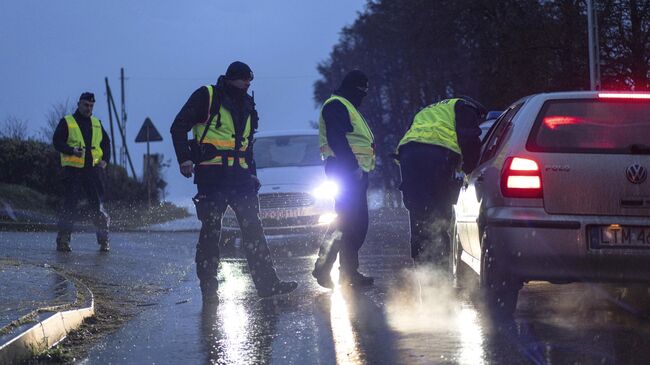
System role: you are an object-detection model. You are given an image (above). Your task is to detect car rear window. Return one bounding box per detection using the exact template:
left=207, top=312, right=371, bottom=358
left=527, top=99, right=650, bottom=153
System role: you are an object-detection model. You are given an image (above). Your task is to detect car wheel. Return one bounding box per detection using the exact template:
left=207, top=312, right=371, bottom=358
left=480, top=228, right=522, bottom=318
left=450, top=222, right=475, bottom=290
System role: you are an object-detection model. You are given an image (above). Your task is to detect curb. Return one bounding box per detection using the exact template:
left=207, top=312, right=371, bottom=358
left=0, top=274, right=94, bottom=365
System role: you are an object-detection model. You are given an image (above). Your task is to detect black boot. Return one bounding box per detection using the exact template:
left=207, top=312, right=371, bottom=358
left=312, top=269, right=334, bottom=289
left=196, top=256, right=220, bottom=303
left=56, top=232, right=71, bottom=252
left=98, top=238, right=110, bottom=252
left=200, top=279, right=219, bottom=304
left=312, top=237, right=340, bottom=289
left=339, top=270, right=374, bottom=287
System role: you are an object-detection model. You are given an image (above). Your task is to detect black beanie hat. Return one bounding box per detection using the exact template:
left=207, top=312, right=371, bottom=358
left=340, top=70, right=368, bottom=90
left=459, top=95, right=487, bottom=117
left=225, top=61, right=254, bottom=81
left=79, top=92, right=95, bottom=102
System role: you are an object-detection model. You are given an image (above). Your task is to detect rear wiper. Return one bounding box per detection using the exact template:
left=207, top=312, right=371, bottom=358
left=628, top=144, right=650, bottom=154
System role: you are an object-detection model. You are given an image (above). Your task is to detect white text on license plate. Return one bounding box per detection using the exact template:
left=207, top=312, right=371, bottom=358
left=592, top=225, right=650, bottom=247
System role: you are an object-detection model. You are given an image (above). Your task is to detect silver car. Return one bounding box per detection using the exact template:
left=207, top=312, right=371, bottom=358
left=222, top=130, right=336, bottom=239
left=452, top=91, right=650, bottom=316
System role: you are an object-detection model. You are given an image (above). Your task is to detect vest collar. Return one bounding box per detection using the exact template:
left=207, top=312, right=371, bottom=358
left=73, top=110, right=92, bottom=123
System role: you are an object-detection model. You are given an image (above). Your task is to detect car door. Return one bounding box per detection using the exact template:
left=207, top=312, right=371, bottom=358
left=460, top=102, right=524, bottom=258
left=454, top=112, right=504, bottom=259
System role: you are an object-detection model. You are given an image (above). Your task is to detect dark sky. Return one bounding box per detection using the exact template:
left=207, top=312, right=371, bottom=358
left=0, top=0, right=366, bottom=203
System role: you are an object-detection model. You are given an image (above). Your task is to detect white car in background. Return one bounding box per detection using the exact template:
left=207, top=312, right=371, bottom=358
left=222, top=129, right=336, bottom=239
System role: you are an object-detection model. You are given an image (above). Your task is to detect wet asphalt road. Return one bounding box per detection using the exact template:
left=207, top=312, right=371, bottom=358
left=2, top=209, right=650, bottom=364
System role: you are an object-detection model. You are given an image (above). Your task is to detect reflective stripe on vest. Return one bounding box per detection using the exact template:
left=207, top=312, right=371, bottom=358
left=398, top=98, right=461, bottom=155
left=60, top=115, right=103, bottom=168
left=192, top=85, right=251, bottom=168
left=318, top=95, right=376, bottom=172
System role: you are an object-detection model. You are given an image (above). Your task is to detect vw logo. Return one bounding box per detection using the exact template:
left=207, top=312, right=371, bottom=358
left=625, top=164, right=647, bottom=184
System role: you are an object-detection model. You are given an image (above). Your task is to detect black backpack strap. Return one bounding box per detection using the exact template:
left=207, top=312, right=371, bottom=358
left=209, top=87, right=223, bottom=130
left=198, top=85, right=223, bottom=146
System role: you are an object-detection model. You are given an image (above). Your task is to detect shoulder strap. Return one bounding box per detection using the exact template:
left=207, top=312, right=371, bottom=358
left=198, top=85, right=223, bottom=146
left=210, top=87, right=223, bottom=130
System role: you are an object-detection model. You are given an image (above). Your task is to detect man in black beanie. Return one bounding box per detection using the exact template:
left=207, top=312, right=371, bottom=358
left=170, top=61, right=298, bottom=302
left=52, top=92, right=111, bottom=252
left=312, top=69, right=376, bottom=288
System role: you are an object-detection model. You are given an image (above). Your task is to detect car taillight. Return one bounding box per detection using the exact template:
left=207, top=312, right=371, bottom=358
left=598, top=92, right=650, bottom=100
left=500, top=157, right=542, bottom=198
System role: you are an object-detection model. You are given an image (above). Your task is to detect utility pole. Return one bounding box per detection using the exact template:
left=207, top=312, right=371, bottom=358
left=587, top=0, right=601, bottom=90
left=104, top=78, right=117, bottom=164
left=105, top=79, right=137, bottom=179
left=146, top=126, right=150, bottom=209
left=120, top=68, right=128, bottom=169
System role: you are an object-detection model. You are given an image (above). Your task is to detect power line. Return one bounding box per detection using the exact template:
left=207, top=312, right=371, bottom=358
left=125, top=74, right=320, bottom=81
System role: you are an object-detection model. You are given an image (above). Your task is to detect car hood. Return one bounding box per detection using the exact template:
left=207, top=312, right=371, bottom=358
left=256, top=165, right=327, bottom=193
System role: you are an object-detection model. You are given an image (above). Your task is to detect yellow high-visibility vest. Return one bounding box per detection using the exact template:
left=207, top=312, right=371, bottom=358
left=192, top=85, right=251, bottom=168
left=398, top=98, right=461, bottom=154
left=318, top=95, right=375, bottom=172
left=60, top=115, right=103, bottom=168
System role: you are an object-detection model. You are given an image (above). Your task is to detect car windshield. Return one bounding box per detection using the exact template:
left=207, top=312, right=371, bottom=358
left=528, top=99, right=650, bottom=153
left=253, top=134, right=322, bottom=168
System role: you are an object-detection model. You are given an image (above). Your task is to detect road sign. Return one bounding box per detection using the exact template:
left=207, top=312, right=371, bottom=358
left=135, top=117, right=162, bottom=208
left=135, top=117, right=163, bottom=143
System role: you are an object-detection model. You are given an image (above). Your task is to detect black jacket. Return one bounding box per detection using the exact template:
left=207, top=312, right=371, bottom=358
left=170, top=81, right=258, bottom=185
left=321, top=85, right=368, bottom=175
left=52, top=110, right=111, bottom=168
left=452, top=99, right=482, bottom=173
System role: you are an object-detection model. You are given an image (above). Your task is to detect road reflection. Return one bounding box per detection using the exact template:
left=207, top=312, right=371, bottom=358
left=329, top=287, right=363, bottom=364
left=201, top=260, right=278, bottom=365
left=314, top=274, right=401, bottom=365
left=455, top=304, right=486, bottom=364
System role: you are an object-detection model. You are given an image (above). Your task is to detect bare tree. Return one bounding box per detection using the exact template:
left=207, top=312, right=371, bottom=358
left=1, top=116, right=30, bottom=140
left=39, top=99, right=73, bottom=142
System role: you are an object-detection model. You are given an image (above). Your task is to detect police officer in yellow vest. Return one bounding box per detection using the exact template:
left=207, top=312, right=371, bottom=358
left=312, top=70, right=376, bottom=288
left=397, top=97, right=484, bottom=266
left=52, top=92, right=111, bottom=252
left=170, top=61, right=297, bottom=302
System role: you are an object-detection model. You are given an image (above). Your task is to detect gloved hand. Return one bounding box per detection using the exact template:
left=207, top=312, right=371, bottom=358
left=72, top=147, right=84, bottom=157
left=180, top=160, right=194, bottom=178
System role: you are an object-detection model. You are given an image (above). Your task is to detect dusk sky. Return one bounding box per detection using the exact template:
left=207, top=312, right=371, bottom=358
left=0, top=0, right=366, bottom=203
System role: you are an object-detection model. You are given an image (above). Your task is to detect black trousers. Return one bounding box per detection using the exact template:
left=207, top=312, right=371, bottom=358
left=194, top=183, right=280, bottom=292
left=314, top=171, right=369, bottom=276
left=57, top=167, right=109, bottom=241
left=399, top=143, right=460, bottom=264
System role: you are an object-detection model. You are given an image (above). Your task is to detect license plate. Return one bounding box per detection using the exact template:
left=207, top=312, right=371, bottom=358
left=261, top=209, right=301, bottom=220
left=589, top=225, right=650, bottom=248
